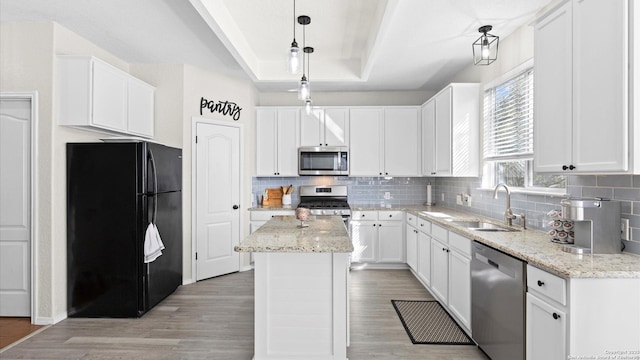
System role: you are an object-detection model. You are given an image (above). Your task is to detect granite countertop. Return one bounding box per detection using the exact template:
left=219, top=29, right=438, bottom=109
left=352, top=204, right=640, bottom=279
left=249, top=204, right=297, bottom=211
left=235, top=215, right=353, bottom=253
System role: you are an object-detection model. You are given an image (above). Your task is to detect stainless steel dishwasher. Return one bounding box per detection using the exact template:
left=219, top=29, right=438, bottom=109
left=471, top=241, right=526, bottom=360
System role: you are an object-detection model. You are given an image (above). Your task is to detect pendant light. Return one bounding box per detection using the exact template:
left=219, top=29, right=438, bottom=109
left=297, top=15, right=311, bottom=100
left=303, top=46, right=314, bottom=114
left=286, top=0, right=299, bottom=74
left=473, top=25, right=499, bottom=65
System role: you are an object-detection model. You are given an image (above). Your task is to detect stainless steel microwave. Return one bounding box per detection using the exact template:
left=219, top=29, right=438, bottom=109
left=298, top=146, right=349, bottom=175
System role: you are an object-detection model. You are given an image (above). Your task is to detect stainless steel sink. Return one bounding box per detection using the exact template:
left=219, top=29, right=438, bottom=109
left=448, top=220, right=518, bottom=232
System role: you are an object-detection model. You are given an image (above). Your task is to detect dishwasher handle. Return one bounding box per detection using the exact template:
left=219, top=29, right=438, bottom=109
left=474, top=252, right=517, bottom=279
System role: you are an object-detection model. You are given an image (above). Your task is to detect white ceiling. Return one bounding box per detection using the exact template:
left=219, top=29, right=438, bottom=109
left=1, top=0, right=553, bottom=93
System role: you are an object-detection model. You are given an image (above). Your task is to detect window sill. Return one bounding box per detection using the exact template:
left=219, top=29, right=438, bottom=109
left=476, top=187, right=568, bottom=197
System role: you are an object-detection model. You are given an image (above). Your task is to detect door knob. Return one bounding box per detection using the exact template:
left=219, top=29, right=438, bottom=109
left=232, top=205, right=239, bottom=210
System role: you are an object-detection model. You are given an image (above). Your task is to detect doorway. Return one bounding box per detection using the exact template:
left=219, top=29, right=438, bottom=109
left=193, top=119, right=243, bottom=280
left=0, top=93, right=36, bottom=323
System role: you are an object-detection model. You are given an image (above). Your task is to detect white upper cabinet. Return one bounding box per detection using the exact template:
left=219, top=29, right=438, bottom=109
left=256, top=108, right=300, bottom=176
left=384, top=107, right=421, bottom=176
left=57, top=55, right=154, bottom=138
left=422, top=84, right=480, bottom=177
left=349, top=108, right=385, bottom=176
left=300, top=107, right=349, bottom=147
left=350, top=107, right=420, bottom=177
left=534, top=0, right=630, bottom=173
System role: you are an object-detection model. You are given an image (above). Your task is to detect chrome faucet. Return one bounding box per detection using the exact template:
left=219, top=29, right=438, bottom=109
left=493, top=183, right=517, bottom=226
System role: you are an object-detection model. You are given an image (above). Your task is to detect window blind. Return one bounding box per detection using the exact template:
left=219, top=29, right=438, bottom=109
left=483, top=68, right=534, bottom=161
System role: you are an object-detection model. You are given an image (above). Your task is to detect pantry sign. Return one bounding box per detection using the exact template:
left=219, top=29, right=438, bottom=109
left=200, top=97, right=242, bottom=121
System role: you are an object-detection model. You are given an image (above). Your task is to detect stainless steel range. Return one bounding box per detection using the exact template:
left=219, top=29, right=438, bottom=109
left=297, top=185, right=351, bottom=226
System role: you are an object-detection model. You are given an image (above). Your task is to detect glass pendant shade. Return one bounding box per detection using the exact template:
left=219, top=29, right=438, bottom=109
left=473, top=25, right=499, bottom=66
left=288, top=42, right=300, bottom=73
left=304, top=97, right=313, bottom=114
left=298, top=76, right=310, bottom=100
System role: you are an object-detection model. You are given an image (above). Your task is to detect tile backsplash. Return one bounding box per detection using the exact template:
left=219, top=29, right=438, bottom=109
left=252, top=175, right=640, bottom=254
left=252, top=176, right=430, bottom=207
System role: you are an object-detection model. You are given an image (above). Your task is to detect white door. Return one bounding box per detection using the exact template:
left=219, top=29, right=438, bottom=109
left=0, top=97, right=31, bottom=316
left=195, top=122, right=240, bottom=280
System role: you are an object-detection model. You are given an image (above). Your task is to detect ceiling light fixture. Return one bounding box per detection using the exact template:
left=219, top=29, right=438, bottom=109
left=297, top=15, right=311, bottom=100
left=286, top=0, right=299, bottom=74
left=473, top=25, right=499, bottom=65
left=303, top=46, right=314, bottom=114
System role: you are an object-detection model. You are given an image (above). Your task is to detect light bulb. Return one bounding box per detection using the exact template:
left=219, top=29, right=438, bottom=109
left=287, top=44, right=300, bottom=74
left=298, top=78, right=310, bottom=100
left=304, top=98, right=313, bottom=114
left=481, top=38, right=490, bottom=59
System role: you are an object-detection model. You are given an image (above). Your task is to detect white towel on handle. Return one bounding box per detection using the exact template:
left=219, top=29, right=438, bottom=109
left=144, top=223, right=165, bottom=263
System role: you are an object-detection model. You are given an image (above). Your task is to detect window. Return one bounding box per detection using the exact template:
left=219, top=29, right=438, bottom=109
left=482, top=62, right=565, bottom=191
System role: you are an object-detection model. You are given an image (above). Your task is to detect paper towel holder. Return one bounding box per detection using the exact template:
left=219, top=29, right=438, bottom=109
left=425, top=182, right=435, bottom=206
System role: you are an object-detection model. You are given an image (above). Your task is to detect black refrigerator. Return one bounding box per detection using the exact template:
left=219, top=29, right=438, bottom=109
left=66, top=141, right=182, bottom=317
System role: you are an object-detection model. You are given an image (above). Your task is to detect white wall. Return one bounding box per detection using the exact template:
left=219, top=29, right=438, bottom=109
left=1, top=21, right=257, bottom=322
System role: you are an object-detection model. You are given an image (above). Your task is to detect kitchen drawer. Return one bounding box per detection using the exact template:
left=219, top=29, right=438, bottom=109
left=417, top=218, right=431, bottom=234
left=431, top=223, right=448, bottom=242
left=527, top=265, right=566, bottom=306
left=405, top=212, right=418, bottom=227
left=352, top=211, right=378, bottom=221
left=448, top=231, right=471, bottom=258
left=250, top=210, right=295, bottom=221
left=379, top=210, right=403, bottom=221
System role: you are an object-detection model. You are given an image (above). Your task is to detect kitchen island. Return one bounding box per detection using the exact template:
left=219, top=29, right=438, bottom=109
left=235, top=215, right=353, bottom=360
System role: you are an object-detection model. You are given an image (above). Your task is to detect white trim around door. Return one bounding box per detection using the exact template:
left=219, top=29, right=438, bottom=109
left=0, top=92, right=38, bottom=324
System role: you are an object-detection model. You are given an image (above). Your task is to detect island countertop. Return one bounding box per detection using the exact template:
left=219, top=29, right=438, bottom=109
left=235, top=215, right=353, bottom=253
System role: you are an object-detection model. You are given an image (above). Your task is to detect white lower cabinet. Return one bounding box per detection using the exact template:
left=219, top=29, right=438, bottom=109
left=447, top=248, right=471, bottom=330
left=526, top=264, right=640, bottom=358
left=430, top=237, right=449, bottom=303
left=407, top=215, right=471, bottom=333
left=405, top=213, right=419, bottom=272
left=416, top=231, right=431, bottom=287
left=351, top=211, right=404, bottom=264
left=526, top=293, right=566, bottom=360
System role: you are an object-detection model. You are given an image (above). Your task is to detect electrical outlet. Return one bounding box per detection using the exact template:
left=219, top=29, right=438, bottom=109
left=456, top=194, right=463, bottom=205
left=441, top=193, right=445, bottom=202
left=621, top=218, right=630, bottom=240
left=384, top=192, right=391, bottom=200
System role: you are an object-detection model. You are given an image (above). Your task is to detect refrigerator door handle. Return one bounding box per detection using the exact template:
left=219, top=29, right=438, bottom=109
left=148, top=148, right=158, bottom=223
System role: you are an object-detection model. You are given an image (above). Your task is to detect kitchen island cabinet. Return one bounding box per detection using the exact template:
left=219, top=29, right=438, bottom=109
left=235, top=216, right=352, bottom=360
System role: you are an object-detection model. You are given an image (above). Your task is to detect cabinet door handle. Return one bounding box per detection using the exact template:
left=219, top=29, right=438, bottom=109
left=373, top=224, right=376, bottom=227
left=379, top=224, right=382, bottom=227
left=552, top=313, right=561, bottom=320
left=569, top=165, right=575, bottom=170
left=537, top=280, right=545, bottom=287
left=232, top=205, right=239, bottom=210
left=379, top=172, right=383, bottom=175
left=562, top=165, right=568, bottom=171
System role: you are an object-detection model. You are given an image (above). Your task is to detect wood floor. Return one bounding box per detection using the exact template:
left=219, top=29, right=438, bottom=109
left=0, top=318, right=46, bottom=349
left=0, top=269, right=488, bottom=359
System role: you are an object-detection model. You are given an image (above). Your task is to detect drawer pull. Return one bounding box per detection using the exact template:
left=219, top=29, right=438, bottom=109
left=537, top=280, right=545, bottom=287
left=389, top=214, right=393, bottom=218
left=552, top=313, right=560, bottom=320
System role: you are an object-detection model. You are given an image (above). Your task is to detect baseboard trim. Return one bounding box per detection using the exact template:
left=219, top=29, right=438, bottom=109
left=239, top=265, right=254, bottom=272
left=182, top=278, right=195, bottom=285
left=34, top=312, right=66, bottom=325
left=349, top=262, right=409, bottom=270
